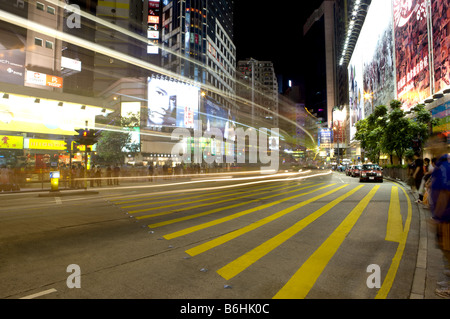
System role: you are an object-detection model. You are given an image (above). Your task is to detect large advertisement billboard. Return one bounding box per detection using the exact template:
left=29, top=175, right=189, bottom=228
left=204, top=98, right=228, bottom=134
left=393, top=0, right=431, bottom=110
left=431, top=0, right=450, bottom=93
left=348, top=0, right=395, bottom=142
left=146, top=76, right=199, bottom=129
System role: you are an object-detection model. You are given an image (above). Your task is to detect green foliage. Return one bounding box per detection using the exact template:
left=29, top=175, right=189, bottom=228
left=354, top=99, right=435, bottom=164
left=95, top=112, right=141, bottom=164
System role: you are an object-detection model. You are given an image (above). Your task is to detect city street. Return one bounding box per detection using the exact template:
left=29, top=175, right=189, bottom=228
left=0, top=170, right=428, bottom=300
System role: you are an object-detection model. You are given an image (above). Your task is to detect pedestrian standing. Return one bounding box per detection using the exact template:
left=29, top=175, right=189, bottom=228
left=90, top=167, right=95, bottom=187
left=113, top=165, right=120, bottom=185
left=96, top=166, right=102, bottom=187
left=148, top=163, right=154, bottom=182
left=106, top=165, right=112, bottom=185
left=412, top=153, right=424, bottom=191
left=418, top=158, right=432, bottom=202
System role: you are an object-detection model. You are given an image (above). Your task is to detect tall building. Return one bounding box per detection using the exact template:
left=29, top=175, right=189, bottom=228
left=303, top=0, right=337, bottom=129
left=236, top=58, right=279, bottom=128
left=0, top=0, right=109, bottom=169
left=303, top=0, right=371, bottom=162
left=93, top=0, right=150, bottom=94
left=161, top=0, right=236, bottom=111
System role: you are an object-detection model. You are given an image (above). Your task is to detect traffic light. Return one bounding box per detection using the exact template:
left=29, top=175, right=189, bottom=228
left=74, top=129, right=100, bottom=146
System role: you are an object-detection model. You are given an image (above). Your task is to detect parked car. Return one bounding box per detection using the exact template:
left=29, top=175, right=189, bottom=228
left=351, top=165, right=363, bottom=177
left=359, top=164, right=383, bottom=183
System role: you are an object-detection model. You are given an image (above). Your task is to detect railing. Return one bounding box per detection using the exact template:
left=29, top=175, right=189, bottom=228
left=382, top=167, right=409, bottom=183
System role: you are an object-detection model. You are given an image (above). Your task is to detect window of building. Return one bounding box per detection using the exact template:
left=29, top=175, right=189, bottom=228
left=34, top=38, right=43, bottom=46
left=36, top=2, right=44, bottom=11
left=47, top=6, right=55, bottom=15
left=45, top=40, right=53, bottom=49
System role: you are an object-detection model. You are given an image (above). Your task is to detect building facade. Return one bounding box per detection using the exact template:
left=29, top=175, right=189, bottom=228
left=236, top=58, right=279, bottom=128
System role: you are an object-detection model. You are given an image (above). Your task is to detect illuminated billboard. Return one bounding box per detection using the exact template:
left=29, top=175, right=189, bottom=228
left=349, top=0, right=395, bottom=143
left=361, top=0, right=396, bottom=113
left=393, top=0, right=431, bottom=110
left=348, top=52, right=364, bottom=143
left=0, top=96, right=98, bottom=136
left=431, top=0, right=450, bottom=93
left=146, top=76, right=199, bottom=129
left=204, top=98, right=228, bottom=134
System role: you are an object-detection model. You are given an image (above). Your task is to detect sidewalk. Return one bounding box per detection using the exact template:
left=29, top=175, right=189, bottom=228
left=385, top=176, right=449, bottom=299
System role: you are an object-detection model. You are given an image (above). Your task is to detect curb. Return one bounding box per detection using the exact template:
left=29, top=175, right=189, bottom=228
left=37, top=190, right=100, bottom=197
left=384, top=176, right=428, bottom=299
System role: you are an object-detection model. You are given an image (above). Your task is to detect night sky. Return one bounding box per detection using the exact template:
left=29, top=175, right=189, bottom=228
left=233, top=1, right=324, bottom=87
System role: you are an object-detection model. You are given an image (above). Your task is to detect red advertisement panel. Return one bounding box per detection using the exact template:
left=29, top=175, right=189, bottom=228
left=431, top=0, right=450, bottom=93
left=393, top=0, right=431, bottom=109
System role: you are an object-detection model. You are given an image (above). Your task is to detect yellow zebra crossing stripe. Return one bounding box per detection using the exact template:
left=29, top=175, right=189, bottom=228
left=165, top=184, right=339, bottom=240
left=217, top=185, right=364, bottom=280
left=134, top=182, right=320, bottom=220
left=273, top=185, right=379, bottom=299
left=376, top=185, right=412, bottom=299
left=185, top=184, right=349, bottom=256
left=146, top=183, right=322, bottom=228
left=385, top=186, right=403, bottom=242
left=117, top=181, right=291, bottom=206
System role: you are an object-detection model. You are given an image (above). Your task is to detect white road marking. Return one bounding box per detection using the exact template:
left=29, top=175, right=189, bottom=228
left=20, top=288, right=57, bottom=299
left=55, top=197, right=62, bottom=205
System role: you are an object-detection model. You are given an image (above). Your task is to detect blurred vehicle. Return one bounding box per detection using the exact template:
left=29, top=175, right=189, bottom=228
left=346, top=165, right=354, bottom=176
left=359, top=164, right=383, bottom=183
left=351, top=165, right=363, bottom=177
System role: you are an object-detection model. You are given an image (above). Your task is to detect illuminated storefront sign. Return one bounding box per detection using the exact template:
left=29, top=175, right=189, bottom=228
left=432, top=101, right=450, bottom=135
left=148, top=15, right=159, bottom=24
left=148, top=30, right=159, bottom=39
left=319, top=129, right=332, bottom=149
left=61, top=57, right=82, bottom=72
left=147, top=0, right=160, bottom=55
left=0, top=96, right=99, bottom=135
left=25, top=71, right=63, bottom=89
left=0, top=135, right=23, bottom=149
left=25, top=138, right=67, bottom=150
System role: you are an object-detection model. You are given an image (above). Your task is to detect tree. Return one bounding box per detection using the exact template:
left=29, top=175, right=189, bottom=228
left=354, top=104, right=387, bottom=163
left=95, top=112, right=141, bottom=164
left=382, top=100, right=412, bottom=164
left=354, top=99, right=437, bottom=165
left=409, top=103, right=439, bottom=154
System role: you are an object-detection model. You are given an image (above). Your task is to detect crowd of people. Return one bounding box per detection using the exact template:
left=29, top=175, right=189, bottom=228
left=407, top=146, right=449, bottom=299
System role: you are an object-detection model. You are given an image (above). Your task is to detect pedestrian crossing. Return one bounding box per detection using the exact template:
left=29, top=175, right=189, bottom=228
left=108, top=179, right=413, bottom=299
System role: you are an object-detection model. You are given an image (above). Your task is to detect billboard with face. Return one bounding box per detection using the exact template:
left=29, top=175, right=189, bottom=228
left=431, top=0, right=450, bottom=93
left=393, top=0, right=431, bottom=110
left=146, top=76, right=199, bottom=129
